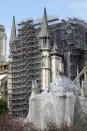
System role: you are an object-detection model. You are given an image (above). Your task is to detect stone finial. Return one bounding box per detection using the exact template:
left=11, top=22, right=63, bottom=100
left=39, top=8, right=49, bottom=38
left=51, top=34, right=59, bottom=54
left=10, top=16, right=16, bottom=41
left=59, top=62, right=64, bottom=74
left=52, top=40, right=58, bottom=53
left=31, top=80, right=38, bottom=95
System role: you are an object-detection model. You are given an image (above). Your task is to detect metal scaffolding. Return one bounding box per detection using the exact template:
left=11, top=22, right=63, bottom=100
left=9, top=17, right=87, bottom=117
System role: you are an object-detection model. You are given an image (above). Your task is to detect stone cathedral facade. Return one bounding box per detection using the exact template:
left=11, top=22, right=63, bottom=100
left=0, top=25, right=7, bottom=65
left=8, top=8, right=87, bottom=117
left=0, top=25, right=8, bottom=102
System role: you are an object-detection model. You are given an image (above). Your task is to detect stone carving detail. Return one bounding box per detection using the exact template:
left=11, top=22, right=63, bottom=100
left=41, top=55, right=49, bottom=67
left=32, top=80, right=38, bottom=95
left=42, top=57, right=45, bottom=66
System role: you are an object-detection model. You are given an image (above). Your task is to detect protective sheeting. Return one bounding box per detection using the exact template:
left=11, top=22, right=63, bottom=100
left=24, top=75, right=79, bottom=129
left=0, top=74, right=7, bottom=81
left=49, top=75, right=80, bottom=95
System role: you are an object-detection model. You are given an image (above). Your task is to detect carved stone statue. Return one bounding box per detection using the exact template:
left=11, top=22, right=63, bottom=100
left=31, top=80, right=38, bottom=95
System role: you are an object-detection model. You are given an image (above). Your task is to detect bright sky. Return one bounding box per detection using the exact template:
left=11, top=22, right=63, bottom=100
left=0, top=0, right=87, bottom=60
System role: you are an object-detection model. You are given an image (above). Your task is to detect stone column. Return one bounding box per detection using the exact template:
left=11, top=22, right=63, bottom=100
left=41, top=50, right=51, bottom=90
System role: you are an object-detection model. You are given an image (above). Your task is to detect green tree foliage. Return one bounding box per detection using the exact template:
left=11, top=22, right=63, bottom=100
left=0, top=99, right=8, bottom=117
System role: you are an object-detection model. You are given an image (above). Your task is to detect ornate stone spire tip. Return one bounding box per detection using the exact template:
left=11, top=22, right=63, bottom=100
left=10, top=16, right=16, bottom=41
left=39, top=8, right=49, bottom=38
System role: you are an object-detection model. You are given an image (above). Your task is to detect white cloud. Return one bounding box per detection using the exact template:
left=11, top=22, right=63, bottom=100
left=67, top=0, right=87, bottom=9
left=41, top=0, right=87, bottom=16
left=66, top=0, right=87, bottom=19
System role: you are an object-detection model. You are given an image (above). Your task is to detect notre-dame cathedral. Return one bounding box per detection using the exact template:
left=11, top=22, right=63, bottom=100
left=8, top=8, right=87, bottom=117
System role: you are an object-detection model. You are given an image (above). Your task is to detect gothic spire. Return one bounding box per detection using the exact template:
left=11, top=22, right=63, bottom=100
left=39, top=8, right=49, bottom=37
left=10, top=16, right=16, bottom=41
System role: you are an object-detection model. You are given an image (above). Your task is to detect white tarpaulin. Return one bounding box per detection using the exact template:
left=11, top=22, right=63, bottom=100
left=0, top=74, right=7, bottom=81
